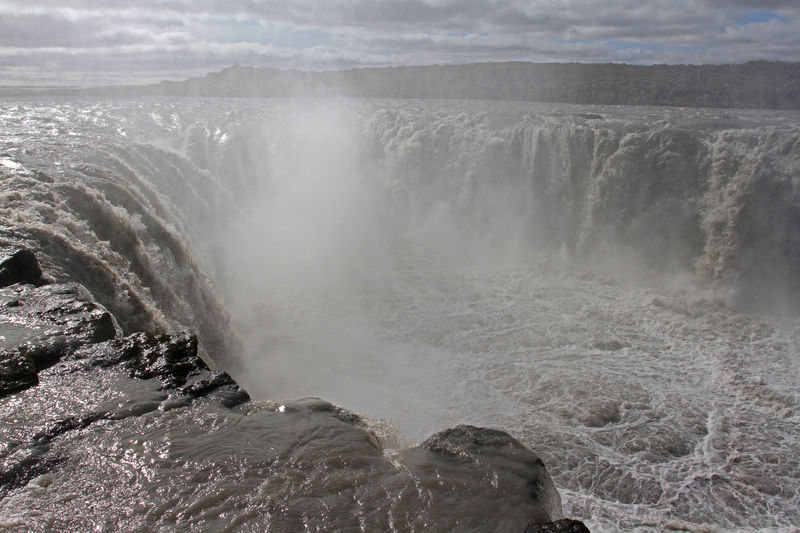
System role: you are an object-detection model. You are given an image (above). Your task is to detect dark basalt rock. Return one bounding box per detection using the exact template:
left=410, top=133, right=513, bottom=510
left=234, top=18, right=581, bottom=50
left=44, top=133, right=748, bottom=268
left=0, top=451, right=66, bottom=498
left=0, top=251, right=251, bottom=504
left=0, top=248, right=45, bottom=288
left=524, top=518, right=591, bottom=533
left=31, top=284, right=119, bottom=345
left=272, top=397, right=371, bottom=430
left=1, top=283, right=119, bottom=348
left=72, top=331, right=205, bottom=389
left=0, top=347, right=38, bottom=395
left=418, top=425, right=564, bottom=525
left=421, top=424, right=529, bottom=456
left=0, top=281, right=121, bottom=396
left=74, top=330, right=249, bottom=397
left=18, top=334, right=69, bottom=370
left=30, top=411, right=110, bottom=448
left=180, top=370, right=250, bottom=407
left=181, top=369, right=237, bottom=396
left=0, top=271, right=247, bottom=400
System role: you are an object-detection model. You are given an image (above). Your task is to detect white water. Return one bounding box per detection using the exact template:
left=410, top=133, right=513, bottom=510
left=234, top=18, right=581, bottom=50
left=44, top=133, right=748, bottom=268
left=1, top=98, right=799, bottom=530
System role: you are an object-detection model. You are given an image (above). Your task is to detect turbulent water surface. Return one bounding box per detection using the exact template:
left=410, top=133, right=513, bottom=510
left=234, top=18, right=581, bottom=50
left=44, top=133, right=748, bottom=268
left=1, top=98, right=799, bottom=531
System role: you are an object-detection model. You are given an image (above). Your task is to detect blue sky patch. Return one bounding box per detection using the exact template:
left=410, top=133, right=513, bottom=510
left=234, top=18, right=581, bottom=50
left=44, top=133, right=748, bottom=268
left=736, top=10, right=789, bottom=25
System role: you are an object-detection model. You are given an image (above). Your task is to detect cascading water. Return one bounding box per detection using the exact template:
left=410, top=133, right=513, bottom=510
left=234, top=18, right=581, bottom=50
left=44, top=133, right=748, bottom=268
left=1, top=98, right=799, bottom=531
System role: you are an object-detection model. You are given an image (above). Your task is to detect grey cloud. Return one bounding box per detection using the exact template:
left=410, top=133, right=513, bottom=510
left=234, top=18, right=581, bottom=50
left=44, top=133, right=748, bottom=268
left=0, top=13, right=130, bottom=48
left=0, top=0, right=798, bottom=85
left=700, top=0, right=800, bottom=9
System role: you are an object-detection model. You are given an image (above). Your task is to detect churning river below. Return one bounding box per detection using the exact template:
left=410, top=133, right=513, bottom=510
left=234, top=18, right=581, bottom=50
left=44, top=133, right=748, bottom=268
left=1, top=98, right=799, bottom=531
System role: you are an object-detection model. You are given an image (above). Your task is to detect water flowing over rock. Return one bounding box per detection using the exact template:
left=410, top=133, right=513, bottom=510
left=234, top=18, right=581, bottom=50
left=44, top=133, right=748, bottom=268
left=0, top=281, right=119, bottom=395
left=0, top=249, right=45, bottom=288
left=0, top=249, right=583, bottom=532
left=2, top=98, right=798, bottom=530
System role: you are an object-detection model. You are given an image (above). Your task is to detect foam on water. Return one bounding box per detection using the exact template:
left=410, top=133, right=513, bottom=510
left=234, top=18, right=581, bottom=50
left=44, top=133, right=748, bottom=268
left=230, top=247, right=799, bottom=529
left=1, top=98, right=799, bottom=530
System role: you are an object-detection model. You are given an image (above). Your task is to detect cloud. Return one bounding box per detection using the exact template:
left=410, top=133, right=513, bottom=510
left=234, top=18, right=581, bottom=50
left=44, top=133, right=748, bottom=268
left=0, top=0, right=798, bottom=85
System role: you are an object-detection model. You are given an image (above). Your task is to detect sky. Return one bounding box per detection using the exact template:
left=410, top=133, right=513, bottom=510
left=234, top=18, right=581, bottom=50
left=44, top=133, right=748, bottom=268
left=0, top=0, right=798, bottom=86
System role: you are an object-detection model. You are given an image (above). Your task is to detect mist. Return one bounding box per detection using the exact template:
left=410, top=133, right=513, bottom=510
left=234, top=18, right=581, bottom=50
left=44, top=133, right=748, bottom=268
left=2, top=92, right=799, bottom=529
left=203, top=100, right=560, bottom=434
left=211, top=102, right=423, bottom=429
left=184, top=98, right=800, bottom=442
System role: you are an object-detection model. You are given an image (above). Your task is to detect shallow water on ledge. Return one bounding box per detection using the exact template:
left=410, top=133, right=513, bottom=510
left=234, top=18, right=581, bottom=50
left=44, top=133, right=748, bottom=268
left=0, top=369, right=559, bottom=533
left=0, top=322, right=43, bottom=349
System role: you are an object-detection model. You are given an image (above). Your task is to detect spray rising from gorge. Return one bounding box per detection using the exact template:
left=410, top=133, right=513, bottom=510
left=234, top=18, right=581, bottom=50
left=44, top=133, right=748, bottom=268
left=1, top=97, right=799, bottom=530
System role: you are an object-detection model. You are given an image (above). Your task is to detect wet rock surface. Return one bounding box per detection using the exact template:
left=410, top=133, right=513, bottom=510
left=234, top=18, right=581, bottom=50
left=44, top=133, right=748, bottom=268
left=72, top=331, right=203, bottom=388
left=0, top=280, right=121, bottom=398
left=417, top=425, right=565, bottom=526
left=0, top=348, right=37, bottom=395
left=524, top=518, right=592, bottom=533
left=0, top=249, right=45, bottom=288
left=0, top=250, right=586, bottom=532
left=0, top=254, right=249, bottom=500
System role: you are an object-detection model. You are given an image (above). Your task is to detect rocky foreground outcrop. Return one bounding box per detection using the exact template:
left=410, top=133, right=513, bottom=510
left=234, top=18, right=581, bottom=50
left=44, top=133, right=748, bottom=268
left=0, top=248, right=589, bottom=531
